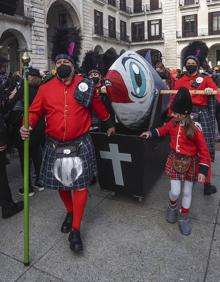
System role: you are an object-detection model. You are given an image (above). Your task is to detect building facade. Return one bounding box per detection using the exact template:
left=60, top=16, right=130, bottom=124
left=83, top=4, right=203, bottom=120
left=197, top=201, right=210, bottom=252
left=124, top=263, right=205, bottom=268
left=1, top=0, right=220, bottom=72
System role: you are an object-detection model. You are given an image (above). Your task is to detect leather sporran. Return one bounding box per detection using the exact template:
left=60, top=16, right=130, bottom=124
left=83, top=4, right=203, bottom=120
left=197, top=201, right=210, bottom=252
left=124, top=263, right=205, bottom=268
left=172, top=153, right=191, bottom=174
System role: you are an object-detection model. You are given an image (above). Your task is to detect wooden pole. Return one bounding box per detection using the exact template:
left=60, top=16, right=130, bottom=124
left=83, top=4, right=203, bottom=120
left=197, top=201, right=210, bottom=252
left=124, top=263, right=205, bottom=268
left=160, top=90, right=217, bottom=95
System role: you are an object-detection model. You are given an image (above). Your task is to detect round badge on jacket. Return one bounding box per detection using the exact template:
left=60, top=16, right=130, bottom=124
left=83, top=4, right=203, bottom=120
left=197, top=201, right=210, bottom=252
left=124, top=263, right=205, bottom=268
left=196, top=77, right=204, bottom=84
left=78, top=82, right=89, bottom=92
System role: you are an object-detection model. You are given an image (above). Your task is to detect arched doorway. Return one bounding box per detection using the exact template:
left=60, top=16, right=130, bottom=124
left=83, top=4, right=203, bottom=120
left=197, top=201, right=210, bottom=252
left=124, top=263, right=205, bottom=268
left=46, top=0, right=81, bottom=70
left=94, top=45, right=104, bottom=55
left=0, top=29, right=27, bottom=73
left=208, top=43, right=220, bottom=68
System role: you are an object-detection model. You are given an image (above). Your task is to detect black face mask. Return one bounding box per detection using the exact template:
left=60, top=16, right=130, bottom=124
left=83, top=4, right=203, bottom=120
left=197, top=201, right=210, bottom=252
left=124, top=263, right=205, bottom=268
left=91, top=77, right=100, bottom=84
left=185, top=65, right=198, bottom=74
left=57, top=64, right=72, bottom=79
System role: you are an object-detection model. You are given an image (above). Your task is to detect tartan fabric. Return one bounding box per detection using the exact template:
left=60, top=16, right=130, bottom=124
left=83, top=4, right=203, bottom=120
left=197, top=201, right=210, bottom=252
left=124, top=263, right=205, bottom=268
left=74, top=79, right=94, bottom=108
left=165, top=151, right=199, bottom=182
left=38, top=134, right=97, bottom=190
left=192, top=102, right=215, bottom=162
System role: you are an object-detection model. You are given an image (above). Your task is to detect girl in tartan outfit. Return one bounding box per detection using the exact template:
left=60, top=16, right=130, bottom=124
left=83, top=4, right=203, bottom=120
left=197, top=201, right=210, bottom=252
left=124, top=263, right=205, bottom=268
left=140, top=87, right=211, bottom=236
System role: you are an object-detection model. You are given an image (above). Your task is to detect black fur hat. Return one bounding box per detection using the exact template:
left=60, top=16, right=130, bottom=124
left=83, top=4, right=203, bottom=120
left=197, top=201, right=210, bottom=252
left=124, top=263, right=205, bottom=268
left=28, top=67, right=41, bottom=78
left=81, top=50, right=104, bottom=76
left=51, top=27, right=81, bottom=65
left=102, top=48, right=118, bottom=76
left=171, top=87, right=192, bottom=114
left=183, top=40, right=208, bottom=66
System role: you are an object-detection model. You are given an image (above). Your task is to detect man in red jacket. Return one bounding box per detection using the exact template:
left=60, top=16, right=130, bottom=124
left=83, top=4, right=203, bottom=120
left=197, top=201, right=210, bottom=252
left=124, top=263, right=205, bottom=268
left=20, top=28, right=115, bottom=253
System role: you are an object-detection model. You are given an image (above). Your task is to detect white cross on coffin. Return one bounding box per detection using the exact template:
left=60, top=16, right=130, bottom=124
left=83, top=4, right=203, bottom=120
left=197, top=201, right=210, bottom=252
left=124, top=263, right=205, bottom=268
left=100, top=143, right=132, bottom=186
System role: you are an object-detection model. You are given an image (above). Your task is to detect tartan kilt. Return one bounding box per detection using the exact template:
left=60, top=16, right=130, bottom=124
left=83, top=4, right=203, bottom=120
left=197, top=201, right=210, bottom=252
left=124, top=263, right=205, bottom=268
left=193, top=100, right=215, bottom=162
left=165, top=151, right=199, bottom=182
left=38, top=134, right=97, bottom=190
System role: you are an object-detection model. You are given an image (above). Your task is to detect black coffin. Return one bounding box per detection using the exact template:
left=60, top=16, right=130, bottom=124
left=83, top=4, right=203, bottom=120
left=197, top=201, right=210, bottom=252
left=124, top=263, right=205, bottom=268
left=91, top=132, right=169, bottom=199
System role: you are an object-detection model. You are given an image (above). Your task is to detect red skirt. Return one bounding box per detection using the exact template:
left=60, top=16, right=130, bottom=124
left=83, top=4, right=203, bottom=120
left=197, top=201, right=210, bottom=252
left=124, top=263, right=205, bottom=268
left=165, top=151, right=199, bottom=182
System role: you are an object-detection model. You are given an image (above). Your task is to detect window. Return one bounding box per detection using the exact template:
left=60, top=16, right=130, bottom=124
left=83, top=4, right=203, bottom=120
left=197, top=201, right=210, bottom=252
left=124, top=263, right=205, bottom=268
left=148, top=19, right=162, bottom=40
left=120, top=21, right=127, bottom=41
left=133, top=0, right=143, bottom=13
left=182, top=14, right=197, bottom=37
left=150, top=0, right=159, bottom=11
left=108, top=0, right=116, bottom=6
left=209, top=12, right=220, bottom=35
left=131, top=21, right=144, bottom=42
left=94, top=10, right=103, bottom=36
left=108, top=16, right=116, bottom=38
left=59, top=13, right=67, bottom=27
left=120, top=0, right=126, bottom=11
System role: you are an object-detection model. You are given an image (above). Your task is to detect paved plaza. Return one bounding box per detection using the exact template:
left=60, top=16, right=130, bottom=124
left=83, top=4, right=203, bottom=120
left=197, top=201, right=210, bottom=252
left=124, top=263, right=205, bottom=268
left=0, top=149, right=219, bottom=282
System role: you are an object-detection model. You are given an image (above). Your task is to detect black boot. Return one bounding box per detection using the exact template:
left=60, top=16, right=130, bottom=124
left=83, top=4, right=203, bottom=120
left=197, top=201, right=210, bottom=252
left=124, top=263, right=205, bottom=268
left=2, top=201, right=24, bottom=219
left=61, top=212, right=73, bottom=233
left=204, top=184, right=217, bottom=195
left=68, top=229, right=83, bottom=253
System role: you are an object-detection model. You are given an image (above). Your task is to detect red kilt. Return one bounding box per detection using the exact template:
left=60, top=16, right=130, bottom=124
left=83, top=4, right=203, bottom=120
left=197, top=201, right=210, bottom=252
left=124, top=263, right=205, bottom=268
left=165, top=151, right=199, bottom=182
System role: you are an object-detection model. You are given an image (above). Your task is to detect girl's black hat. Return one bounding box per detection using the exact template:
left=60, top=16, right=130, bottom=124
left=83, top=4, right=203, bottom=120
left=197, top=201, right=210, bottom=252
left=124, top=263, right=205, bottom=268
left=171, top=87, right=192, bottom=114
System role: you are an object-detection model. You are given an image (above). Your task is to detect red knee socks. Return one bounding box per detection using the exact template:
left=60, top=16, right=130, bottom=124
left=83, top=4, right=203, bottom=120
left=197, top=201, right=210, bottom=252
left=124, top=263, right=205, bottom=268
left=58, top=188, right=88, bottom=231
left=58, top=190, right=73, bottom=213
left=72, top=188, right=88, bottom=231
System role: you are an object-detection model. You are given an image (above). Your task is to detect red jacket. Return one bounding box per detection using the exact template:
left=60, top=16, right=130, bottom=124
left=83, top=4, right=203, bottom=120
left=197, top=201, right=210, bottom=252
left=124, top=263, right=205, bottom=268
left=28, top=75, right=110, bottom=141
left=151, top=120, right=211, bottom=175
left=174, top=74, right=217, bottom=106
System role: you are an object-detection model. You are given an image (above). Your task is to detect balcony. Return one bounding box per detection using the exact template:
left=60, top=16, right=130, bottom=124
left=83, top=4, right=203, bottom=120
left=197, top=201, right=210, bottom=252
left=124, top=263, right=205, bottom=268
left=119, top=3, right=132, bottom=14
left=93, top=27, right=130, bottom=43
left=179, top=0, right=200, bottom=9
left=131, top=5, right=145, bottom=14
left=0, top=0, right=34, bottom=24
left=176, top=27, right=220, bottom=39
left=93, top=0, right=106, bottom=6
left=107, top=0, right=119, bottom=11
left=131, top=33, right=164, bottom=43
left=207, top=0, right=220, bottom=6
left=108, top=0, right=116, bottom=6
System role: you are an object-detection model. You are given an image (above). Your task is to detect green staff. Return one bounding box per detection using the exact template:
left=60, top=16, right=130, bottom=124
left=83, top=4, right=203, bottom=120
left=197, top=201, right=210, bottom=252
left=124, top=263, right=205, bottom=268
left=21, top=51, right=30, bottom=266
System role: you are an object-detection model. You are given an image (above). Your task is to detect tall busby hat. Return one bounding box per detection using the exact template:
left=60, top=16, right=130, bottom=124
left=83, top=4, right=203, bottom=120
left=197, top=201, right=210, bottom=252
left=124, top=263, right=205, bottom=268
left=171, top=87, right=192, bottom=114
left=81, top=50, right=104, bottom=76
left=102, top=48, right=119, bottom=76
left=183, top=40, right=208, bottom=67
left=51, top=27, right=81, bottom=65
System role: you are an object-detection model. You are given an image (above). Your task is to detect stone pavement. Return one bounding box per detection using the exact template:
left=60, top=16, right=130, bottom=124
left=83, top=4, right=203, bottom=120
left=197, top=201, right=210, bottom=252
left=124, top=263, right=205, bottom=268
left=0, top=151, right=219, bottom=282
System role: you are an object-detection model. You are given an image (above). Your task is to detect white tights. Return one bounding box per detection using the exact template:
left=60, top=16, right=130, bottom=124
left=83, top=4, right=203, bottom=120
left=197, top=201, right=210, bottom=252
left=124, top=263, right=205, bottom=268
left=169, top=180, right=194, bottom=209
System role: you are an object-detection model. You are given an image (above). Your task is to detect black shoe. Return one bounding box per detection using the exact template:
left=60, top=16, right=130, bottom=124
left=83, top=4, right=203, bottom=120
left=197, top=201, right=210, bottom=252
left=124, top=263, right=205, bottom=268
left=68, top=229, right=83, bottom=253
left=2, top=201, right=24, bottom=219
left=204, top=184, right=217, bottom=195
left=61, top=212, right=73, bottom=233
left=33, top=181, right=44, bottom=192
left=18, top=187, right=35, bottom=197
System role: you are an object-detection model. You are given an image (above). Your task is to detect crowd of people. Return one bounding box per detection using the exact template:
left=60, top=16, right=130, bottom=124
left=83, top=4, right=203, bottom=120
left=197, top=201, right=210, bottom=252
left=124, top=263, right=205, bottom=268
left=1, top=35, right=220, bottom=251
